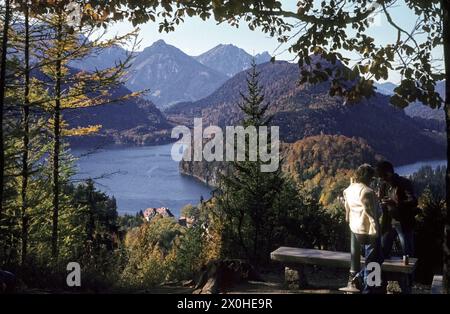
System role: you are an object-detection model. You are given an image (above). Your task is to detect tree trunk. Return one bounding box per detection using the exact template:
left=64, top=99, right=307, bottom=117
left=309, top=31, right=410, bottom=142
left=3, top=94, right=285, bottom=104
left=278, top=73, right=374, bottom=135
left=0, top=0, right=11, bottom=219
left=87, top=183, right=95, bottom=244
left=52, top=17, right=63, bottom=260
left=442, top=0, right=450, bottom=294
left=21, top=3, right=30, bottom=266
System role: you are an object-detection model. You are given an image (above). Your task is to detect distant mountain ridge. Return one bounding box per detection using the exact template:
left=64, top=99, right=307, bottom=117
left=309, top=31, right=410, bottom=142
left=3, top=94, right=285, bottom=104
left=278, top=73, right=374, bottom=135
left=57, top=41, right=278, bottom=148
left=72, top=40, right=273, bottom=108
left=167, top=61, right=445, bottom=165
left=375, top=81, right=445, bottom=121
left=32, top=66, right=173, bottom=148
left=65, top=82, right=174, bottom=148
left=69, top=45, right=131, bottom=72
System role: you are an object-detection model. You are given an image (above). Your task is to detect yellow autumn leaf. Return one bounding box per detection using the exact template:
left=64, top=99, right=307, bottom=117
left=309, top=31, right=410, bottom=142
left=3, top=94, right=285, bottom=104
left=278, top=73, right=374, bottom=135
left=64, top=125, right=102, bottom=137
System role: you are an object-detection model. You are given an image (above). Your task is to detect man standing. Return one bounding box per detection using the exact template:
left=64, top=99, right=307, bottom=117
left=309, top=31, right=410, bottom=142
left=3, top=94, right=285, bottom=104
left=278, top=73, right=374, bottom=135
left=376, top=161, right=418, bottom=259
left=377, top=161, right=418, bottom=294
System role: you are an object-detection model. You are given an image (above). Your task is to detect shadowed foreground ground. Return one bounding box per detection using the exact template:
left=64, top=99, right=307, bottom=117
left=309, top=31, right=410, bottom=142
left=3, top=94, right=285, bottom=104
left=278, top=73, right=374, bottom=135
left=16, top=267, right=432, bottom=294
left=136, top=267, right=432, bottom=295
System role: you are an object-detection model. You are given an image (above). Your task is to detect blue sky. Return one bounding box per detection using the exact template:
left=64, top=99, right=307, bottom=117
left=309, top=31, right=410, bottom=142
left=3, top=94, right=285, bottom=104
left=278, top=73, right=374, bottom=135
left=105, top=1, right=443, bottom=83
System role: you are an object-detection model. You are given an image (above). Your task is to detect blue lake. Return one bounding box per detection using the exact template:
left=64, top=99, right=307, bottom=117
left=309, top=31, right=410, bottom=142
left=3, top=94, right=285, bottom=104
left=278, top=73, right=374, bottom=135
left=72, top=144, right=213, bottom=217
left=73, top=143, right=446, bottom=217
left=396, top=160, right=447, bottom=177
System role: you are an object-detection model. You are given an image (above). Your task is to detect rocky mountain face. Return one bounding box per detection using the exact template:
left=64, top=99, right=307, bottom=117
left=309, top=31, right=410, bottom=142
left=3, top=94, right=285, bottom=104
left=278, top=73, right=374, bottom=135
left=168, top=61, right=445, bottom=166
left=124, top=40, right=228, bottom=109
left=375, top=81, right=445, bottom=121
left=195, top=44, right=271, bottom=77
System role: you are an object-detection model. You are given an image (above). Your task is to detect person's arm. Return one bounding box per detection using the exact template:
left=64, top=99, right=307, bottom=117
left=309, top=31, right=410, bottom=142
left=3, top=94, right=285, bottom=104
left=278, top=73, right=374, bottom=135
left=344, top=191, right=350, bottom=223
left=398, top=179, right=418, bottom=208
left=362, top=190, right=379, bottom=232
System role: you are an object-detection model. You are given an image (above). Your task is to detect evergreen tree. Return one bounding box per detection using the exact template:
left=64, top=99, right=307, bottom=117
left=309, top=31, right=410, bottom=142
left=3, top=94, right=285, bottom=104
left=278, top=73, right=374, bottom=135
left=217, top=61, right=284, bottom=266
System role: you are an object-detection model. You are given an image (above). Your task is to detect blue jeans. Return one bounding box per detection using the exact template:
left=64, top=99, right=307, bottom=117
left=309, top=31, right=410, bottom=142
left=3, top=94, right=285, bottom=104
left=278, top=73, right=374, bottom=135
left=382, top=223, right=414, bottom=258
left=382, top=224, right=414, bottom=294
left=351, top=233, right=384, bottom=294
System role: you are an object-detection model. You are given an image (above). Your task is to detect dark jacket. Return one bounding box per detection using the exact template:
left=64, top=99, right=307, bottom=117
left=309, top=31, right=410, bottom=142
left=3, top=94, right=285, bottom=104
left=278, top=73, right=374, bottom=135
left=379, top=174, right=419, bottom=233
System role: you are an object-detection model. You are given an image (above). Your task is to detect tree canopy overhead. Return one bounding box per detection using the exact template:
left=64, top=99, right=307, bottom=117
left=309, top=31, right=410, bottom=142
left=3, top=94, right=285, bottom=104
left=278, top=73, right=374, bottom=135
left=57, top=0, right=444, bottom=108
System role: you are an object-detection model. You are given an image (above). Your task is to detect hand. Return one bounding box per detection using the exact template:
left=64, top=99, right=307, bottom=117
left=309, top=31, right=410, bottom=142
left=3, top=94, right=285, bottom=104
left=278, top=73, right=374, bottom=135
left=381, top=198, right=396, bottom=207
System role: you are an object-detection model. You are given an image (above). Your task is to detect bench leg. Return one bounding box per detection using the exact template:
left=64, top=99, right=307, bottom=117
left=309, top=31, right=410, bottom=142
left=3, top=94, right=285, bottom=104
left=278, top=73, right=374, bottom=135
left=285, top=265, right=308, bottom=289
left=386, top=273, right=413, bottom=294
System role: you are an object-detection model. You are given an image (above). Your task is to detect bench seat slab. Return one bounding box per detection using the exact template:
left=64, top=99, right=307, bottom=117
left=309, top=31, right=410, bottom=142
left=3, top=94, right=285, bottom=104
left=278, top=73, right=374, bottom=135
left=271, top=247, right=417, bottom=274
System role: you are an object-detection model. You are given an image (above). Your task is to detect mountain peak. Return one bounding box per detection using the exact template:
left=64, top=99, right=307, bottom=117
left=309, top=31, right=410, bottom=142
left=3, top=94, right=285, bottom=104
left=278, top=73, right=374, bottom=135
left=153, top=39, right=167, bottom=46
left=125, top=40, right=228, bottom=109
left=218, top=43, right=239, bottom=49
left=142, top=39, right=172, bottom=53
left=196, top=44, right=271, bottom=77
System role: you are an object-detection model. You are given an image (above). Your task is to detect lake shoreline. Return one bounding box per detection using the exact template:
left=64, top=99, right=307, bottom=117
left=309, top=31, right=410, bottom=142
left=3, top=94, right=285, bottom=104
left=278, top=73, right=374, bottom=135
left=73, top=144, right=213, bottom=218
left=73, top=143, right=446, bottom=217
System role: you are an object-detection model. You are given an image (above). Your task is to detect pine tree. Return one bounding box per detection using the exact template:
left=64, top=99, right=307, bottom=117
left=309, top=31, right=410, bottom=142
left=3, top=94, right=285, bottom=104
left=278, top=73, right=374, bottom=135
left=217, top=61, right=285, bottom=266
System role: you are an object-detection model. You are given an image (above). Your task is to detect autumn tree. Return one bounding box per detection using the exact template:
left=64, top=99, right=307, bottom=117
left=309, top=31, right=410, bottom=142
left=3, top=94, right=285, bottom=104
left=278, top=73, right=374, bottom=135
left=33, top=4, right=137, bottom=259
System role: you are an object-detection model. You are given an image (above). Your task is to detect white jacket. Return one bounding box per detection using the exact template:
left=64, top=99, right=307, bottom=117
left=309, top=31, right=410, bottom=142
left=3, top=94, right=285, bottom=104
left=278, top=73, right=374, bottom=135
left=343, top=182, right=380, bottom=236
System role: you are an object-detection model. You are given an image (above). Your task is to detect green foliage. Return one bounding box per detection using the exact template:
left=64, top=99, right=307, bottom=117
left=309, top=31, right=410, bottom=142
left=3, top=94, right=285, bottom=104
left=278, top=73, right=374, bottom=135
left=215, top=62, right=348, bottom=266
left=415, top=188, right=445, bottom=283
left=275, top=177, right=349, bottom=252
left=168, top=225, right=206, bottom=281
left=411, top=165, right=446, bottom=200
left=68, top=180, right=120, bottom=260
left=216, top=62, right=283, bottom=265
left=408, top=166, right=446, bottom=283
left=180, top=204, right=199, bottom=219
left=117, top=211, right=144, bottom=232
left=1, top=173, right=123, bottom=291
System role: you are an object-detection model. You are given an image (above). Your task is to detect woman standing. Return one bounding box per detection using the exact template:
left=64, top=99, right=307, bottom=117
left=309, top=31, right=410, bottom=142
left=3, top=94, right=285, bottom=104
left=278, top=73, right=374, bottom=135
left=343, top=164, right=384, bottom=294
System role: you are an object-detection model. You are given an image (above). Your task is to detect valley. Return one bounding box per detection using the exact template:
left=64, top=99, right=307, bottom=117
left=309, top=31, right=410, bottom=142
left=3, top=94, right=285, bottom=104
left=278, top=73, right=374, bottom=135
left=67, top=40, right=447, bottom=213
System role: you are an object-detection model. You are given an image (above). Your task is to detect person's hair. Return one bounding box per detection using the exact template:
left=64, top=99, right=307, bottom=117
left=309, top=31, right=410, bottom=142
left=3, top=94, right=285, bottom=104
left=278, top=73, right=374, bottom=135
left=355, top=164, right=375, bottom=184
left=376, top=161, right=394, bottom=175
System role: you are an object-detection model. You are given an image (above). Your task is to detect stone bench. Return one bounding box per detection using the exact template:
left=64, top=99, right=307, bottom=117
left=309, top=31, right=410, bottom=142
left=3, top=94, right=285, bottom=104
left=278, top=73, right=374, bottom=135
left=271, top=247, right=417, bottom=290
left=431, top=275, right=443, bottom=294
